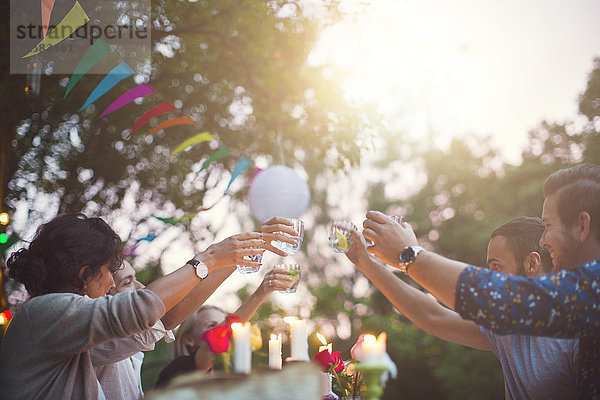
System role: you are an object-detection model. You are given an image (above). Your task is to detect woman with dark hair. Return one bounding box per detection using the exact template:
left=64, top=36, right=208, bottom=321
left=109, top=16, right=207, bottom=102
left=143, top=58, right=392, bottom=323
left=0, top=213, right=269, bottom=399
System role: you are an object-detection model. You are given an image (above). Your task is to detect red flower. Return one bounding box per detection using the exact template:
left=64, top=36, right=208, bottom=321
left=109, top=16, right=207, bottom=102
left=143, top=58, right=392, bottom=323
left=313, top=349, right=344, bottom=373
left=313, top=349, right=335, bottom=372
left=331, top=351, right=345, bottom=373
left=201, top=314, right=243, bottom=354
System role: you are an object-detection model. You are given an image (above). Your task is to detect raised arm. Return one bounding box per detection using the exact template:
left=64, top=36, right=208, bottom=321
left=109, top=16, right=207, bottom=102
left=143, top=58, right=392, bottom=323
left=160, top=232, right=264, bottom=329
left=161, top=219, right=298, bottom=329
left=346, top=230, right=488, bottom=350
left=235, top=267, right=292, bottom=322
left=363, top=211, right=600, bottom=337
left=362, top=211, right=466, bottom=309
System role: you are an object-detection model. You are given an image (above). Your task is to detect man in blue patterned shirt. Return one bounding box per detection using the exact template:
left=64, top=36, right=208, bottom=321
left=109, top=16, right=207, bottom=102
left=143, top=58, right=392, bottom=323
left=362, top=163, right=600, bottom=398
left=344, top=217, right=578, bottom=399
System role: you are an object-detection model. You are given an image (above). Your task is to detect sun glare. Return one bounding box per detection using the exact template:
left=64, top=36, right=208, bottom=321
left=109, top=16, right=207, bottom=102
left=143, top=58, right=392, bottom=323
left=310, top=1, right=478, bottom=141
left=310, top=0, right=600, bottom=163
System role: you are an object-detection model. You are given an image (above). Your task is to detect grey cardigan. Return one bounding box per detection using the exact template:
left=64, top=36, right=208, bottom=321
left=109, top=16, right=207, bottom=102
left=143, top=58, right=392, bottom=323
left=0, top=289, right=165, bottom=399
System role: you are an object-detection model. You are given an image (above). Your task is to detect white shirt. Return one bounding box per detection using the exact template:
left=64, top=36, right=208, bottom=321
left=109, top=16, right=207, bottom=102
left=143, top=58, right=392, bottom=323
left=92, top=320, right=175, bottom=400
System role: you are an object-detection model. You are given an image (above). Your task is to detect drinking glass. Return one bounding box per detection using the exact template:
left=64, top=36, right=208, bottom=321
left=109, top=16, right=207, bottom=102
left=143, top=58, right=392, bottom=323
left=329, top=220, right=357, bottom=253
left=237, top=248, right=263, bottom=274
left=276, top=264, right=301, bottom=293
left=390, top=215, right=404, bottom=224
left=271, top=218, right=304, bottom=255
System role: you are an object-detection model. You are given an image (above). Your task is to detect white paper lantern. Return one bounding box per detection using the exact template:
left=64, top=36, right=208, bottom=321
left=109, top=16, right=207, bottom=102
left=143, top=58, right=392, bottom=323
left=248, top=165, right=310, bottom=223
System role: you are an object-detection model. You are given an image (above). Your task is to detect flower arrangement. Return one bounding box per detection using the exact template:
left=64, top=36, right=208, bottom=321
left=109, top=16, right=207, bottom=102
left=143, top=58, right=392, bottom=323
left=200, top=314, right=263, bottom=372
left=313, top=332, right=397, bottom=400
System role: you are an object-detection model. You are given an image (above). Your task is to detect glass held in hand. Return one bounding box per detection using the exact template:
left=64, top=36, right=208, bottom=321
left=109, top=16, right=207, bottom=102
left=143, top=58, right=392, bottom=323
left=390, top=215, right=404, bottom=224
left=237, top=248, right=263, bottom=274
left=271, top=218, right=304, bottom=255
left=276, top=264, right=301, bottom=293
left=329, top=220, right=357, bottom=253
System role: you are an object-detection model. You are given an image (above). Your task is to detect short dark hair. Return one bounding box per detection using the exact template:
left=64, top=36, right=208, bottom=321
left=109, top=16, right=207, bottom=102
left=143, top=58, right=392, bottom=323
left=491, top=216, right=553, bottom=273
left=6, top=213, right=123, bottom=297
left=543, top=163, right=600, bottom=241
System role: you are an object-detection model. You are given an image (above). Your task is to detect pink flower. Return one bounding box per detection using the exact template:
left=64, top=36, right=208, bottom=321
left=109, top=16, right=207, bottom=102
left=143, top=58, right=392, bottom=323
left=350, top=334, right=366, bottom=360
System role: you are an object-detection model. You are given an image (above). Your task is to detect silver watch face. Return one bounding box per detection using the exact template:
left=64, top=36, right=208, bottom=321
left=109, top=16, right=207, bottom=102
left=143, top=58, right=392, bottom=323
left=195, top=262, right=208, bottom=279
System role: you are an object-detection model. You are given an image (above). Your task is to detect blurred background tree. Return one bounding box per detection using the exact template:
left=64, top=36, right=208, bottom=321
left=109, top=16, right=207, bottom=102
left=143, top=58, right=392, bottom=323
left=1, top=0, right=600, bottom=397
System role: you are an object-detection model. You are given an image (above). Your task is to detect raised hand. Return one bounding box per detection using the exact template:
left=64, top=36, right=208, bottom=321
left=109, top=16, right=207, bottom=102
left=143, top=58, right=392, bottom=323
left=258, top=266, right=295, bottom=294
left=362, top=211, right=419, bottom=268
left=199, top=232, right=265, bottom=271
left=259, top=216, right=300, bottom=257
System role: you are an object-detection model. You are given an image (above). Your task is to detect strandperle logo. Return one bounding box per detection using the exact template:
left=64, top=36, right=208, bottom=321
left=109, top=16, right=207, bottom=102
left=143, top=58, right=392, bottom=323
left=10, top=0, right=150, bottom=74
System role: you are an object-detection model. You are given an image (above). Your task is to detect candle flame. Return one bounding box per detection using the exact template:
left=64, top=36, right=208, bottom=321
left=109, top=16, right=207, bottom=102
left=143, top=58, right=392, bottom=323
left=363, top=334, right=377, bottom=345
left=231, top=322, right=243, bottom=331
left=316, top=332, right=327, bottom=346
left=283, top=316, right=298, bottom=323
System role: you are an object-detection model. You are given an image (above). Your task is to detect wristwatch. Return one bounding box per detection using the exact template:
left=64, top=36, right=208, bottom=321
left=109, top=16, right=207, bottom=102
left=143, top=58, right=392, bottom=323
left=398, top=245, right=425, bottom=273
left=186, top=258, right=209, bottom=279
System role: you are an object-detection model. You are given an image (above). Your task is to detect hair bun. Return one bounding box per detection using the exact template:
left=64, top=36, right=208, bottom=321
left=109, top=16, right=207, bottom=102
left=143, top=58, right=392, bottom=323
left=7, top=248, right=48, bottom=297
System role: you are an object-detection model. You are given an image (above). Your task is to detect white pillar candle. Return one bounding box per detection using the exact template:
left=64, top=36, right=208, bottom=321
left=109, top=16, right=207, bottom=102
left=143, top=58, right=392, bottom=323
left=268, top=333, right=282, bottom=370
left=361, top=333, right=385, bottom=364
left=286, top=318, right=309, bottom=361
left=231, top=322, right=252, bottom=373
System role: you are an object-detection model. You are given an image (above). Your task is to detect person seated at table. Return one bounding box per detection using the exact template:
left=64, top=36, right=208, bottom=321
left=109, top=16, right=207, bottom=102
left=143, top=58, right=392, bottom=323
left=92, top=217, right=299, bottom=399
left=344, top=216, right=577, bottom=399
left=0, top=213, right=268, bottom=399
left=155, top=267, right=293, bottom=387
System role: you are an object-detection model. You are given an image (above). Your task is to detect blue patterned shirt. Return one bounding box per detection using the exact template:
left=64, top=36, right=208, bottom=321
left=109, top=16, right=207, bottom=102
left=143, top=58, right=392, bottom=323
left=455, top=258, right=600, bottom=399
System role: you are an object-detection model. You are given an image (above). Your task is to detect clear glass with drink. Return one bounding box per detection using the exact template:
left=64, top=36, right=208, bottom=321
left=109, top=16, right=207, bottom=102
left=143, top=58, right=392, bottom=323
left=271, top=218, right=304, bottom=255
left=276, top=264, right=301, bottom=293
left=329, top=220, right=357, bottom=253
left=237, top=248, right=263, bottom=274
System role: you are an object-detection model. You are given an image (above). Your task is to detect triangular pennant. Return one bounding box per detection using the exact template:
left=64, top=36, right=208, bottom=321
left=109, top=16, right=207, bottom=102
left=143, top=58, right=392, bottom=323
left=126, top=102, right=175, bottom=138
left=171, top=132, right=215, bottom=155
left=99, top=83, right=155, bottom=118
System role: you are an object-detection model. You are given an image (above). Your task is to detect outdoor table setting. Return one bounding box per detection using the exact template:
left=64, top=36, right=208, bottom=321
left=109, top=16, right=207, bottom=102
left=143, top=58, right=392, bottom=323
left=148, top=217, right=397, bottom=400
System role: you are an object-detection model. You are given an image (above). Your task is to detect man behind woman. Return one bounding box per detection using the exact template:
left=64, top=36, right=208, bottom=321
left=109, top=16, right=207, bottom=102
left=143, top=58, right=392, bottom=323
left=0, top=213, right=294, bottom=399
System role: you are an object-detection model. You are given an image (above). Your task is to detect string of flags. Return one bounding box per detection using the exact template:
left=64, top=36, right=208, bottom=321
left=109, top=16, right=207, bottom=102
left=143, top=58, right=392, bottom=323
left=22, top=1, right=263, bottom=255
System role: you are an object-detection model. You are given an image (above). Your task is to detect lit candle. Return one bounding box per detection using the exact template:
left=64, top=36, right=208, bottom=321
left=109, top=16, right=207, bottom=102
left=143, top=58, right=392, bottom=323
left=284, top=317, right=309, bottom=361
left=361, top=333, right=386, bottom=364
left=268, top=333, right=282, bottom=370
left=231, top=322, right=252, bottom=373
left=316, top=332, right=332, bottom=353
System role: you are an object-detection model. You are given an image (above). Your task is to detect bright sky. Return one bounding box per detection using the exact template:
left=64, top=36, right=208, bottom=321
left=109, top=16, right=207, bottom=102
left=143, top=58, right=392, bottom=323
left=310, top=0, right=600, bottom=164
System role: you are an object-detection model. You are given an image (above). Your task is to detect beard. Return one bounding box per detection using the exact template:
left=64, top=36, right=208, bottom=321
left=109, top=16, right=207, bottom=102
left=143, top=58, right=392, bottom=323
left=552, top=233, right=582, bottom=271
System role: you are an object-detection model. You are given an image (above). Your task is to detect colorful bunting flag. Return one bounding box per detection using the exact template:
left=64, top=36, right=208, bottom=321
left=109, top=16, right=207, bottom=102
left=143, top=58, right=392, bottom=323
left=197, top=147, right=231, bottom=174
left=123, top=244, right=140, bottom=257
left=224, top=157, right=251, bottom=194
left=65, top=38, right=113, bottom=98
left=99, top=83, right=155, bottom=118
left=134, top=233, right=157, bottom=243
left=171, top=132, right=215, bottom=155
left=79, top=62, right=134, bottom=111
left=146, top=116, right=196, bottom=137
left=126, top=102, right=176, bottom=138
